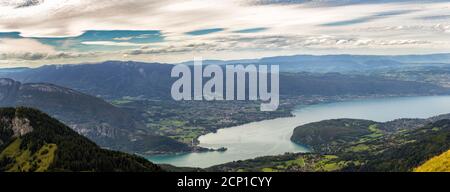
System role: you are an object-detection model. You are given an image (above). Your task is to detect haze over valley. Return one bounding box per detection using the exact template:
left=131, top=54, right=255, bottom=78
left=1, top=53, right=450, bottom=171
left=0, top=0, right=449, bottom=172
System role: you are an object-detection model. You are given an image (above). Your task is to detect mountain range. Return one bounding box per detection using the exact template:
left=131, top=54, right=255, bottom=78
left=2, top=59, right=449, bottom=100
left=0, top=78, right=191, bottom=154
left=179, top=53, right=450, bottom=73
left=0, top=54, right=448, bottom=172
left=0, top=56, right=449, bottom=158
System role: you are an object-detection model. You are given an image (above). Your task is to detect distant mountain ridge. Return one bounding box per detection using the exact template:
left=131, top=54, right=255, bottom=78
left=2, top=59, right=449, bottom=100
left=4, top=61, right=174, bottom=100
left=0, top=78, right=137, bottom=142
left=177, top=53, right=450, bottom=64
left=3, top=53, right=450, bottom=74
left=177, top=53, right=450, bottom=73
left=0, top=78, right=192, bottom=154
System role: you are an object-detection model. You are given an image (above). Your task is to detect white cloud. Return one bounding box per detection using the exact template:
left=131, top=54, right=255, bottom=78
left=0, top=38, right=55, bottom=53
left=0, top=0, right=449, bottom=66
left=81, top=41, right=143, bottom=47
left=0, top=0, right=447, bottom=37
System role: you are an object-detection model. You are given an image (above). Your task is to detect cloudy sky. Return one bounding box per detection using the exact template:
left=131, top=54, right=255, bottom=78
left=0, top=0, right=449, bottom=67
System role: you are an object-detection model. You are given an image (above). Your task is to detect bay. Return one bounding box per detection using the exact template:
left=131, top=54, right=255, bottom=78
left=147, top=96, right=450, bottom=168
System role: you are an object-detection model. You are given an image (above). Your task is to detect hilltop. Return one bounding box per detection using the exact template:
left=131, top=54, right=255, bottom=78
left=0, top=107, right=162, bottom=172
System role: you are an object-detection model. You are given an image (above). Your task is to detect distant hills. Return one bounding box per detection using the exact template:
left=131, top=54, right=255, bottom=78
left=0, top=59, right=447, bottom=157
left=4, top=53, right=450, bottom=76
left=3, top=61, right=174, bottom=100
left=0, top=78, right=138, bottom=141
left=179, top=53, right=450, bottom=73
left=2, top=59, right=449, bottom=100
left=0, top=54, right=448, bottom=172
left=0, top=54, right=449, bottom=166
left=279, top=72, right=448, bottom=96
left=0, top=107, right=162, bottom=172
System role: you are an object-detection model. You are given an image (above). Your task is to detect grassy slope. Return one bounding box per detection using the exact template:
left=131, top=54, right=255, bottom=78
left=0, top=139, right=57, bottom=172
left=414, top=150, right=450, bottom=172
left=0, top=107, right=163, bottom=172
left=355, top=119, right=450, bottom=171
left=207, top=153, right=345, bottom=172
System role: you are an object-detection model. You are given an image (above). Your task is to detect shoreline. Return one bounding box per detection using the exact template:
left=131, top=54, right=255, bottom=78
left=147, top=93, right=449, bottom=158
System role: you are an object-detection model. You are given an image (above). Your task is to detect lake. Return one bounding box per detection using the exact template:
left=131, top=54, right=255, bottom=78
left=147, top=96, right=450, bottom=168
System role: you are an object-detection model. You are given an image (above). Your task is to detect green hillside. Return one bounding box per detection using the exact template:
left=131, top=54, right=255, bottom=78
left=0, top=107, right=162, bottom=172
left=0, top=78, right=192, bottom=155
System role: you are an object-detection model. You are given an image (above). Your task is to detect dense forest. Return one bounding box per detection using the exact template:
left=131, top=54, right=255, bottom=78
left=0, top=78, right=192, bottom=155
left=0, top=107, right=162, bottom=172
left=4, top=61, right=449, bottom=100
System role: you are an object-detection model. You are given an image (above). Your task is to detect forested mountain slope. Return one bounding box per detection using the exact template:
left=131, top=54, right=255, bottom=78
left=0, top=107, right=162, bottom=172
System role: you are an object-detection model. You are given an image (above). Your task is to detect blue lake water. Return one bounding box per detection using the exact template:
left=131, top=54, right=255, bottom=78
left=147, top=96, right=450, bottom=168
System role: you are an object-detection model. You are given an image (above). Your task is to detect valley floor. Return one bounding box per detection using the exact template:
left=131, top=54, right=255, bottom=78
left=114, top=94, right=428, bottom=150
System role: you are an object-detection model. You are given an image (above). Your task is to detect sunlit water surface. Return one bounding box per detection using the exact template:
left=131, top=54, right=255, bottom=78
left=147, top=96, right=450, bottom=168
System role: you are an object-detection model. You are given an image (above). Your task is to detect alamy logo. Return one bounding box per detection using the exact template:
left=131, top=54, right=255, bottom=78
left=171, top=58, right=279, bottom=111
